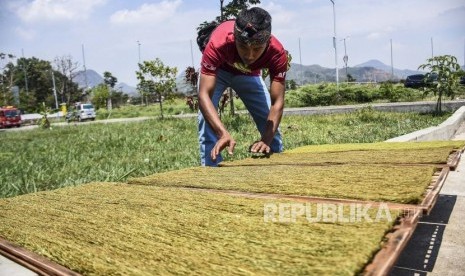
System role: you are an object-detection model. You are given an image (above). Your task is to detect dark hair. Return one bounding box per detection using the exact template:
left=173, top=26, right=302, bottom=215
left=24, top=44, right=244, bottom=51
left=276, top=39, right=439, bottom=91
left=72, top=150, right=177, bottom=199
left=235, top=7, right=272, bottom=45
left=196, top=21, right=220, bottom=52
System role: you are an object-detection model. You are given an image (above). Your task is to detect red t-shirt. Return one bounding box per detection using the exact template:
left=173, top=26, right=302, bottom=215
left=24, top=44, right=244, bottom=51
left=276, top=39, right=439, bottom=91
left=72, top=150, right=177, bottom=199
left=200, top=20, right=288, bottom=83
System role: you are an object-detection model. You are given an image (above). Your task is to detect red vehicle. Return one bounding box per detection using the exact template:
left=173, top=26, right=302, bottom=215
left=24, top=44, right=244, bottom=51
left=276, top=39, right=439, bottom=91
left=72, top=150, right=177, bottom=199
left=0, top=106, right=22, bottom=128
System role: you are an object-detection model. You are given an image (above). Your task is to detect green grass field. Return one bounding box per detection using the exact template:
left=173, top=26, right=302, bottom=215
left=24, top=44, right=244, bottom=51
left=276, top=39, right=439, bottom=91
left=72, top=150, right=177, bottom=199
left=0, top=108, right=449, bottom=198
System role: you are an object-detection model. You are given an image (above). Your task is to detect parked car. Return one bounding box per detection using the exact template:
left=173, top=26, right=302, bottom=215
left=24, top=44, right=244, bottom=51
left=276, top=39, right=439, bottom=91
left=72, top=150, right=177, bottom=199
left=460, top=76, right=465, bottom=86
left=0, top=106, right=21, bottom=128
left=404, top=74, right=426, bottom=88
left=66, top=103, right=96, bottom=122
left=404, top=74, right=437, bottom=88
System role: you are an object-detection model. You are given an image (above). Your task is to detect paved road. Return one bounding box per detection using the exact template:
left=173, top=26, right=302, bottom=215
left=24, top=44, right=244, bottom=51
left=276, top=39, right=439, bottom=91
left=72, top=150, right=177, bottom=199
left=3, top=99, right=465, bottom=133
left=0, top=115, right=160, bottom=132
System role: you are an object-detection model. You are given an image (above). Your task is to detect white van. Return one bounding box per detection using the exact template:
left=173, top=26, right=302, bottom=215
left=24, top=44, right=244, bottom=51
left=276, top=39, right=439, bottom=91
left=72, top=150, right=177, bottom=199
left=75, top=103, right=96, bottom=121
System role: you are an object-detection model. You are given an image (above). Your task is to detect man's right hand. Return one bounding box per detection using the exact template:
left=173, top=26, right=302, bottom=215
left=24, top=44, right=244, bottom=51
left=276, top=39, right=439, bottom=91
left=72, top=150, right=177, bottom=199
left=211, top=133, right=236, bottom=161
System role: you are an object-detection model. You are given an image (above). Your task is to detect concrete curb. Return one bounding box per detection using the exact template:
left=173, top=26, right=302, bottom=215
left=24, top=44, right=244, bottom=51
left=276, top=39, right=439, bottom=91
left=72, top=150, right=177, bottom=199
left=283, top=100, right=465, bottom=116
left=386, top=106, right=465, bottom=142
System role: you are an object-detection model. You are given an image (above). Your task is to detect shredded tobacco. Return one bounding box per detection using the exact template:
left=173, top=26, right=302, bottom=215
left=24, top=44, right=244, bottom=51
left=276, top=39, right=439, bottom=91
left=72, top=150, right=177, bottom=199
left=130, top=164, right=436, bottom=204
left=284, top=141, right=465, bottom=154
left=0, top=183, right=397, bottom=275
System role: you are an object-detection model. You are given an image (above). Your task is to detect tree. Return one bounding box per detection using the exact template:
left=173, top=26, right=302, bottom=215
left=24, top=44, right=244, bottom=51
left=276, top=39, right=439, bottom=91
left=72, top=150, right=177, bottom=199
left=103, top=71, right=118, bottom=110
left=0, top=56, right=82, bottom=112
left=418, top=55, right=462, bottom=114
left=91, top=84, right=110, bottom=110
left=0, top=53, right=16, bottom=106
left=184, top=66, right=198, bottom=94
left=220, top=0, right=261, bottom=21
left=184, top=66, right=199, bottom=111
left=285, top=80, right=297, bottom=90
left=347, top=74, right=356, bottom=82
left=136, top=59, right=177, bottom=119
left=9, top=57, right=55, bottom=112
left=197, top=0, right=261, bottom=30
left=54, top=55, right=79, bottom=105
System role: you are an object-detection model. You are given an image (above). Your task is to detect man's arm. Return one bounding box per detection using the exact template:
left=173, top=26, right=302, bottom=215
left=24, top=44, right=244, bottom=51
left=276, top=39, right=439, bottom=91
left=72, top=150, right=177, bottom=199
left=250, top=80, right=285, bottom=153
left=198, top=74, right=236, bottom=161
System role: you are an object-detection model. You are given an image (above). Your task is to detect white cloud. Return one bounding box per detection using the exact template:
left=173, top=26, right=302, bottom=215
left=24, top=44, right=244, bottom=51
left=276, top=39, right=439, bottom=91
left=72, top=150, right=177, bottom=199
left=15, top=26, right=36, bottom=40
left=16, top=0, right=107, bottom=22
left=366, top=32, right=382, bottom=40
left=262, top=2, right=295, bottom=25
left=110, top=0, right=182, bottom=24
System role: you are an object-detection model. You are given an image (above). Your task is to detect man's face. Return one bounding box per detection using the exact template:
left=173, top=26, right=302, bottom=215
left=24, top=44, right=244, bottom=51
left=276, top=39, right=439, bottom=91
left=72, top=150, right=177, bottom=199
left=235, top=40, right=268, bottom=66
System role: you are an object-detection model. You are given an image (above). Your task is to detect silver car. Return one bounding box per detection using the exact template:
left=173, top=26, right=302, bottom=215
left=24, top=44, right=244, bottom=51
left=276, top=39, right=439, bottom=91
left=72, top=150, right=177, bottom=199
left=75, top=103, right=96, bottom=121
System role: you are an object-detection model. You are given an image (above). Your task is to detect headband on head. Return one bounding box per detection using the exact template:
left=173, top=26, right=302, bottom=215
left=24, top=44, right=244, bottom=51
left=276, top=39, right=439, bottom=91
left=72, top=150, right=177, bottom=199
left=234, top=22, right=271, bottom=45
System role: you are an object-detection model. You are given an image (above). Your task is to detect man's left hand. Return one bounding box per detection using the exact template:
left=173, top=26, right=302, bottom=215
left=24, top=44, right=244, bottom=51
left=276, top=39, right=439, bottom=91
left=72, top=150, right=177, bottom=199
left=249, top=140, right=271, bottom=154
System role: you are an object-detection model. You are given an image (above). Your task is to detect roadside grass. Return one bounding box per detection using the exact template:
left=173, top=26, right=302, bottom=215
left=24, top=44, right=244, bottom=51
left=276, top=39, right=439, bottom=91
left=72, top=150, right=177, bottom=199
left=0, top=108, right=449, bottom=198
left=96, top=98, right=192, bottom=119
left=285, top=82, right=465, bottom=108
left=96, top=97, right=247, bottom=119
left=79, top=83, right=465, bottom=121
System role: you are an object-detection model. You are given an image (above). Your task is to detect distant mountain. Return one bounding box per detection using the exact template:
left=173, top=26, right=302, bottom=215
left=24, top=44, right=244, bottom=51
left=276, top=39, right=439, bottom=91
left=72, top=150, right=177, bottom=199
left=74, top=59, right=440, bottom=95
left=73, top=69, right=104, bottom=89
left=286, top=59, right=427, bottom=85
left=73, top=69, right=195, bottom=96
left=73, top=70, right=138, bottom=96
left=287, top=62, right=392, bottom=84
left=117, top=83, right=138, bottom=97
left=354, top=59, right=424, bottom=79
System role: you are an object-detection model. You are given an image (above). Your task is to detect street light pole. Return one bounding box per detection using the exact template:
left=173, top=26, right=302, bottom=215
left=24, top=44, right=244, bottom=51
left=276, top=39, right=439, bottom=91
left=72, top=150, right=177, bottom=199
left=431, top=37, right=434, bottom=59
left=82, top=44, right=89, bottom=91
left=390, top=39, right=394, bottom=80
left=341, top=36, right=349, bottom=82
left=21, top=49, right=29, bottom=96
left=220, top=0, right=224, bottom=21
left=330, top=0, right=339, bottom=88
left=51, top=70, right=58, bottom=110
left=190, top=40, right=195, bottom=67
left=137, top=40, right=141, bottom=64
left=299, top=37, right=303, bottom=85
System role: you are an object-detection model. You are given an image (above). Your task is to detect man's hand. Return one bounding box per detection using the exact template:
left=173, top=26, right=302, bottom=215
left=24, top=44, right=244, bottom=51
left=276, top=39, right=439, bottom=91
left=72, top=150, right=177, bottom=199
left=211, top=133, right=236, bottom=161
left=249, top=140, right=271, bottom=154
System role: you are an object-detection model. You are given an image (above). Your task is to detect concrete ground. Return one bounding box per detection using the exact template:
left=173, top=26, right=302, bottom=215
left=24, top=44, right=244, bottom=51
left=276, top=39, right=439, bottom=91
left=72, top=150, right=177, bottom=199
left=391, top=123, right=465, bottom=276
left=0, top=256, right=37, bottom=276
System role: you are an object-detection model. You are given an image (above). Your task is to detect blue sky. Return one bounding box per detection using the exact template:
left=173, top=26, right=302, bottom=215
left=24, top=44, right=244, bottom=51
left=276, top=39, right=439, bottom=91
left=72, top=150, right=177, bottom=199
left=1, top=0, right=464, bottom=86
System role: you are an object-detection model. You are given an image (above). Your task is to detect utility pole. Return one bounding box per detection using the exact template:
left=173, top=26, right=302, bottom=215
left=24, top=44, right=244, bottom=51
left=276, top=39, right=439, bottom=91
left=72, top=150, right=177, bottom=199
left=430, top=37, right=434, bottom=60
left=82, top=44, right=89, bottom=92
left=341, top=36, right=349, bottom=82
left=21, top=49, right=29, bottom=95
left=390, top=39, right=394, bottom=80
left=330, top=0, right=339, bottom=88
left=51, top=70, right=58, bottom=110
left=137, top=40, right=141, bottom=64
left=190, top=40, right=195, bottom=68
left=137, top=40, right=145, bottom=105
left=220, top=0, right=224, bottom=20
left=299, top=37, right=303, bottom=85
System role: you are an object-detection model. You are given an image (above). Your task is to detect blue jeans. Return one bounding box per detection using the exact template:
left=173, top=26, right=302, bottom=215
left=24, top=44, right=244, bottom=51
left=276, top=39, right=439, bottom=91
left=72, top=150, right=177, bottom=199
left=198, top=69, right=283, bottom=166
